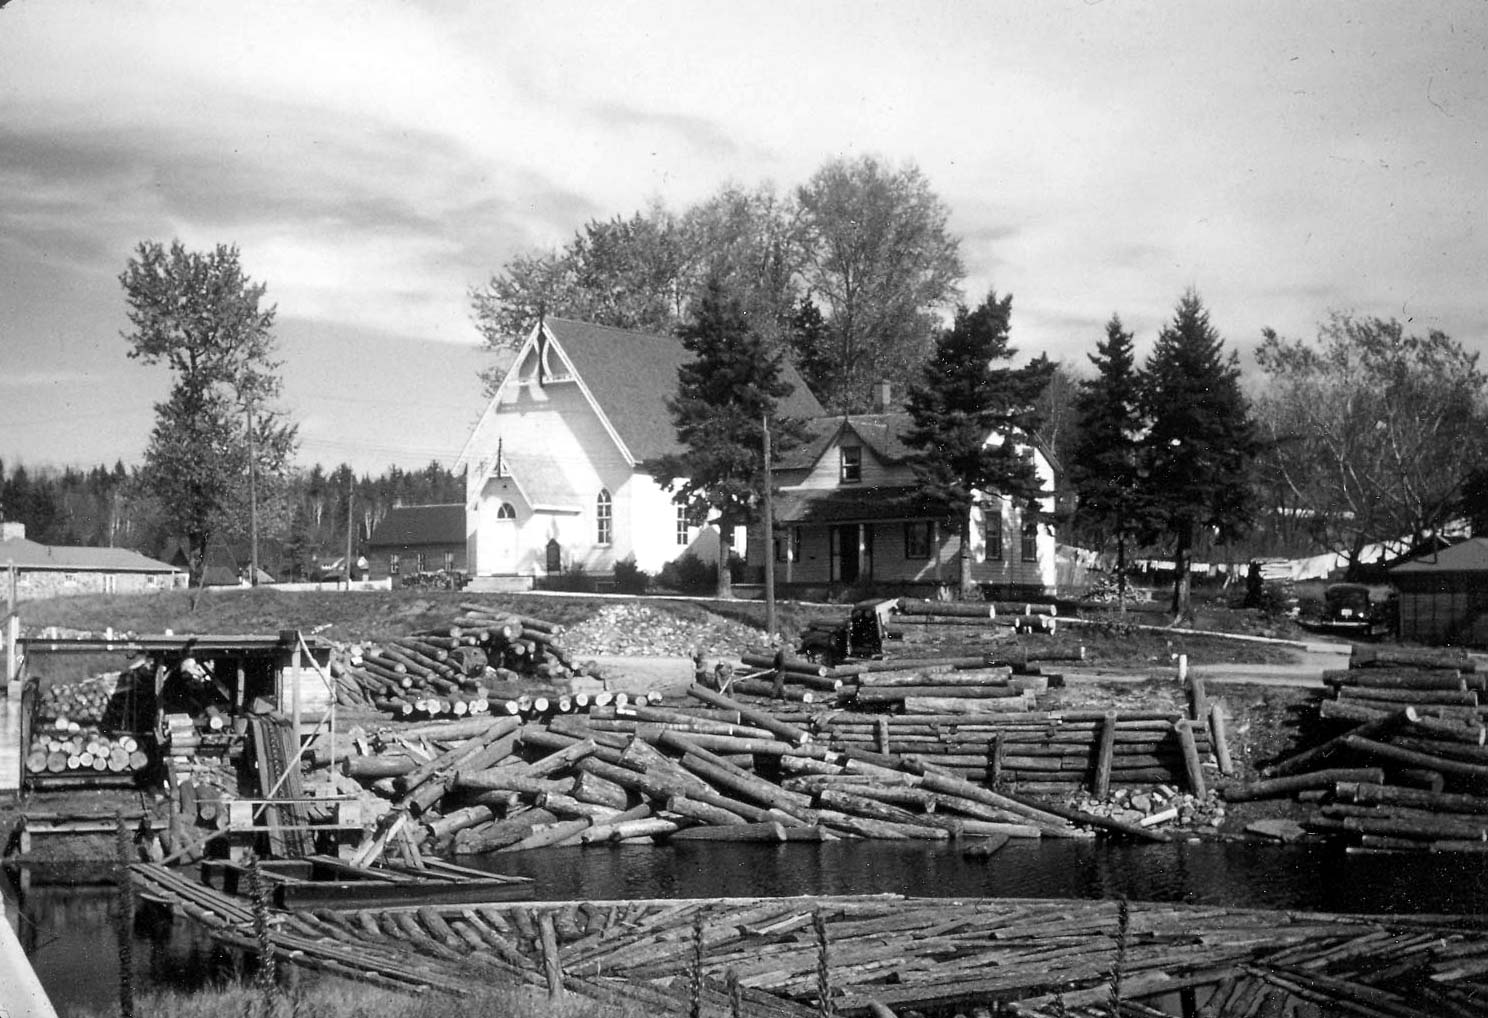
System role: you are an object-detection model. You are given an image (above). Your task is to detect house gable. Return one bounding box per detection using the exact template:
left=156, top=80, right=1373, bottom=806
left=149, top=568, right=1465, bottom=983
left=783, top=413, right=918, bottom=491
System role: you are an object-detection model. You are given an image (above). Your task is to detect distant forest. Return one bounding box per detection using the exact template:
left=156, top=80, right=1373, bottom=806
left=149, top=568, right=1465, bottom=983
left=0, top=459, right=464, bottom=577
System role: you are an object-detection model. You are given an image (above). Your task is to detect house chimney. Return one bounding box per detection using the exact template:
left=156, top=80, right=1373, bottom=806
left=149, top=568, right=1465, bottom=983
left=873, top=379, right=892, bottom=412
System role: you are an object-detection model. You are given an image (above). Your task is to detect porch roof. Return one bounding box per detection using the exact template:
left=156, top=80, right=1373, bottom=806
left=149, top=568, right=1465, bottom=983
left=773, top=486, right=948, bottom=525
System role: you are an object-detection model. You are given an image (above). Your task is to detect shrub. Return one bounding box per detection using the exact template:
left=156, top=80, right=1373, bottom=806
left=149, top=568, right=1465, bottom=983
left=657, top=552, right=746, bottom=594
left=613, top=557, right=649, bottom=595
left=543, top=562, right=598, bottom=593
left=659, top=553, right=716, bottom=594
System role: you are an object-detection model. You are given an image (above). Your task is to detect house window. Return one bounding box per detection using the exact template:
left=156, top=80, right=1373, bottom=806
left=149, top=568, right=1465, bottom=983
left=415, top=552, right=426, bottom=573
left=792, top=527, right=803, bottom=562
left=839, top=445, right=862, bottom=484
left=676, top=505, right=690, bottom=546
left=443, top=551, right=455, bottom=572
left=904, top=521, right=933, bottom=560
left=389, top=553, right=400, bottom=575
left=497, top=503, right=516, bottom=519
left=1021, top=522, right=1039, bottom=562
left=596, top=489, right=613, bottom=545
left=985, top=513, right=1003, bottom=561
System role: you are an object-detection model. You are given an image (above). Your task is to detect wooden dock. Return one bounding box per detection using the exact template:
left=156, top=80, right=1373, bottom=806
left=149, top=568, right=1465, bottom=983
left=129, top=864, right=1488, bottom=1016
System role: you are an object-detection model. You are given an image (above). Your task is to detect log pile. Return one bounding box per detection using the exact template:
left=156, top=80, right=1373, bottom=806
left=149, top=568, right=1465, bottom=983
left=322, top=677, right=1243, bottom=857
left=327, top=685, right=1207, bottom=859
left=26, top=725, right=149, bottom=776
left=887, top=596, right=1060, bottom=643
left=36, top=669, right=152, bottom=728
left=1225, top=644, right=1488, bottom=852
left=26, top=671, right=154, bottom=780
left=722, top=625, right=1221, bottom=799
left=331, top=605, right=595, bottom=720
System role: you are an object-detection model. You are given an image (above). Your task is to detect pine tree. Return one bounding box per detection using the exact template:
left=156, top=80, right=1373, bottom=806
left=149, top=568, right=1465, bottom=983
left=650, top=277, right=806, bottom=598
left=1071, top=314, right=1147, bottom=605
left=903, top=291, right=1053, bottom=596
left=1140, top=291, right=1259, bottom=617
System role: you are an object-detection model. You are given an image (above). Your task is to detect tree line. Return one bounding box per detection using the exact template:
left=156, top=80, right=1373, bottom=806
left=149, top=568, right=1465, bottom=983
left=16, top=153, right=1485, bottom=607
left=0, top=455, right=464, bottom=580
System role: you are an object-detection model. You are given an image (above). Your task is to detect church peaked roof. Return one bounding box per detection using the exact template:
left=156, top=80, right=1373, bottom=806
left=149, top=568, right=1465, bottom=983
left=542, top=318, right=826, bottom=464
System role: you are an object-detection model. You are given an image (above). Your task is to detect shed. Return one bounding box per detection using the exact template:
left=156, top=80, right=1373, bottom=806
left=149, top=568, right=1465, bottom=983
left=1389, top=538, right=1488, bottom=646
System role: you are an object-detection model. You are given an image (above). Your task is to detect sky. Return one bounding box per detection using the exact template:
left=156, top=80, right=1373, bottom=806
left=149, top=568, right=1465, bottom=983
left=2, top=1, right=1485, bottom=475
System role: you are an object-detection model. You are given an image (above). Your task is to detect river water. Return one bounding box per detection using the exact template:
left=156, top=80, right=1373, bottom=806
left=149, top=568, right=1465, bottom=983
left=12, top=839, right=1488, bottom=1015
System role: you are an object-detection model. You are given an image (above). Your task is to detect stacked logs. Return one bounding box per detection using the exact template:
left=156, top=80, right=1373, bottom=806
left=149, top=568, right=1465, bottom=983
left=803, top=709, right=1216, bottom=795
left=1224, top=644, right=1488, bottom=852
left=722, top=641, right=1225, bottom=797
left=37, top=670, right=151, bottom=727
left=327, top=685, right=1212, bottom=861
left=887, top=597, right=1060, bottom=642
left=26, top=724, right=149, bottom=775
left=332, top=605, right=592, bottom=720
left=26, top=671, right=154, bottom=779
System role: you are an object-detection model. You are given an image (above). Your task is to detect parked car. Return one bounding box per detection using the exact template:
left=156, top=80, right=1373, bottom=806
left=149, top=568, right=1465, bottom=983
left=1306, top=582, right=1397, bottom=638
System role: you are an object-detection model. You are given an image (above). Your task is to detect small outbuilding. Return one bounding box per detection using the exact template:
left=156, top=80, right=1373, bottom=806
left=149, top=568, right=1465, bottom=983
left=1389, top=537, right=1488, bottom=646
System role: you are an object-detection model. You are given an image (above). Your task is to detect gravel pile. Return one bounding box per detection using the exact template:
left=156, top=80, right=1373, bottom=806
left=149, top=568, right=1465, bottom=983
left=561, top=603, right=767, bottom=658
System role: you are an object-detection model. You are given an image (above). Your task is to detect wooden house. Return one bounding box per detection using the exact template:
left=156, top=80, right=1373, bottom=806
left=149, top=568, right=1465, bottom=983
left=1390, top=537, right=1488, bottom=646
left=456, top=318, right=825, bottom=585
left=757, top=400, right=1058, bottom=598
left=365, top=503, right=468, bottom=581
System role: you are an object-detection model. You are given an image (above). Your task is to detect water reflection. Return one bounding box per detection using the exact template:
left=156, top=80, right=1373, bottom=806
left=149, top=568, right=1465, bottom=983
left=469, top=839, right=1488, bottom=914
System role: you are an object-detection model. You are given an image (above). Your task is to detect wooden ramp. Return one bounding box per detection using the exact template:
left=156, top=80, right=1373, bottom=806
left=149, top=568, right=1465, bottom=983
left=129, top=866, right=1488, bottom=1017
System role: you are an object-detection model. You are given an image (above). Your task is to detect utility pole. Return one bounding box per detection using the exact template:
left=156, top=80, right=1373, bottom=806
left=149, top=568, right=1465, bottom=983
left=345, top=478, right=355, bottom=589
left=247, top=401, right=260, bottom=586
left=762, top=414, right=776, bottom=638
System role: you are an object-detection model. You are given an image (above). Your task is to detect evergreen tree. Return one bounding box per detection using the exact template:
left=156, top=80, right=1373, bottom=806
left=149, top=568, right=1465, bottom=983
left=650, top=277, right=806, bottom=598
left=1140, top=291, right=1259, bottom=617
left=1071, top=314, right=1147, bottom=604
left=903, top=291, right=1053, bottom=596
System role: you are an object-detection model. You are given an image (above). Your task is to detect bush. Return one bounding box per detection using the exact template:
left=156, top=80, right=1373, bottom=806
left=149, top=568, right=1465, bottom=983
left=659, top=553, right=715, bottom=594
left=613, top=557, right=649, bottom=595
left=542, top=562, right=598, bottom=593
left=657, top=552, right=746, bottom=594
